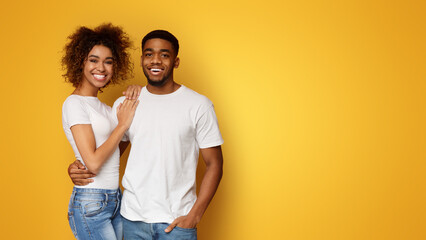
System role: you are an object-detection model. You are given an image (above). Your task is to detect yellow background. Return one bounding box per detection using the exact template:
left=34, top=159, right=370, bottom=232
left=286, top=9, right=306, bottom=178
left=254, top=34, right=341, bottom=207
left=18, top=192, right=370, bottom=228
left=0, top=0, right=425, bottom=239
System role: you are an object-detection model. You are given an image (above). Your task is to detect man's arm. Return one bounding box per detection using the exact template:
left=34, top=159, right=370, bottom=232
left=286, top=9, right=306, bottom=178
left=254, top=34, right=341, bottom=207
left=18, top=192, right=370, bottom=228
left=68, top=160, right=96, bottom=186
left=165, top=145, right=223, bottom=232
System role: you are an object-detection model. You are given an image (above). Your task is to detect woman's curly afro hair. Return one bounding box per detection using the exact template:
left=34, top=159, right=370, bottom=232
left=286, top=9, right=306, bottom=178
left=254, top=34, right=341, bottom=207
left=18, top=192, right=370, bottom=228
left=62, top=23, right=133, bottom=88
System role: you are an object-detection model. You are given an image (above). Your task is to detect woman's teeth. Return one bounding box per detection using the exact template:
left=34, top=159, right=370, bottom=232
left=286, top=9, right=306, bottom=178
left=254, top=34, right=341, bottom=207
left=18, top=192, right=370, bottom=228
left=94, top=74, right=106, bottom=80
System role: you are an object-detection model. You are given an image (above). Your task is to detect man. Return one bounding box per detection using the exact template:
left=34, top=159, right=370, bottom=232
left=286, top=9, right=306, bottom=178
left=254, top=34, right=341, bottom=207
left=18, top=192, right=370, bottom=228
left=68, top=30, right=224, bottom=240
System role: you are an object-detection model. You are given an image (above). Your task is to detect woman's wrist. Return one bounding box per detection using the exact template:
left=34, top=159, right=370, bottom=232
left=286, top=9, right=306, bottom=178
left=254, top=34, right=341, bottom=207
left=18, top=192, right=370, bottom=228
left=116, top=122, right=129, bottom=132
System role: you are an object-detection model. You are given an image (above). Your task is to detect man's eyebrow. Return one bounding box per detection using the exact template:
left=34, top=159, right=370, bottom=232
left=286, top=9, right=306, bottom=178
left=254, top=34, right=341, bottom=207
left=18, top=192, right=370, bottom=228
left=143, top=48, right=171, bottom=53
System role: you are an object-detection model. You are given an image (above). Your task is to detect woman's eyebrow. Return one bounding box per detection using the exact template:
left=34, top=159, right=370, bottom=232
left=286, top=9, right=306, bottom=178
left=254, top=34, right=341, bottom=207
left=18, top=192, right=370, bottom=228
left=88, top=55, right=113, bottom=60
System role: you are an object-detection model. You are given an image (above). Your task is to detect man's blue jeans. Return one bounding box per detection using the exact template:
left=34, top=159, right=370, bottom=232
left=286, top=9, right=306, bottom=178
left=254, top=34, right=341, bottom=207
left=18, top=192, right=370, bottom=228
left=122, top=216, right=197, bottom=240
left=68, top=187, right=123, bottom=240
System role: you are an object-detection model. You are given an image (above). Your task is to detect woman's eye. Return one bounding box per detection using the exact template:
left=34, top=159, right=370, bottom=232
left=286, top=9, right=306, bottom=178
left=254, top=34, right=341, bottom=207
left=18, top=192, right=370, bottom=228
left=105, top=61, right=113, bottom=65
left=89, top=59, right=97, bottom=63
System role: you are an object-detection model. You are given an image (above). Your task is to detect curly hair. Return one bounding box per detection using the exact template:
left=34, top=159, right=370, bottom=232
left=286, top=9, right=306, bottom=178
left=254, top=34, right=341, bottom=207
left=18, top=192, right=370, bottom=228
left=62, top=23, right=133, bottom=88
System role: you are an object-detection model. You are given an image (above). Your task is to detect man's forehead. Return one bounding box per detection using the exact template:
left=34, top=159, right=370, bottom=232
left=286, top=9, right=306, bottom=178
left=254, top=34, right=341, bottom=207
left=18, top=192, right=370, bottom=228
left=143, top=38, right=174, bottom=51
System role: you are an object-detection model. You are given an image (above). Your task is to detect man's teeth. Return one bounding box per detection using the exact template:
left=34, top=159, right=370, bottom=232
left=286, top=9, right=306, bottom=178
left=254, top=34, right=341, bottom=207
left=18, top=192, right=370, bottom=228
left=151, top=69, right=161, bottom=72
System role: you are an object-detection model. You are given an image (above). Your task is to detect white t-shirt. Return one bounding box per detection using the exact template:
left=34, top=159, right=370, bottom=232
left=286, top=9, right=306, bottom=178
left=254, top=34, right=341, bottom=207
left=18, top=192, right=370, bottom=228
left=112, top=85, right=223, bottom=223
left=62, top=95, right=120, bottom=189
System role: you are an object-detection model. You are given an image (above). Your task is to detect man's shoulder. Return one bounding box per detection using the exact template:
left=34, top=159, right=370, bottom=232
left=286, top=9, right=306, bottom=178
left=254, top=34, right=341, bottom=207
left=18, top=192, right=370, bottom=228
left=181, top=86, right=212, bottom=106
left=114, top=96, right=126, bottom=103
left=112, top=96, right=127, bottom=109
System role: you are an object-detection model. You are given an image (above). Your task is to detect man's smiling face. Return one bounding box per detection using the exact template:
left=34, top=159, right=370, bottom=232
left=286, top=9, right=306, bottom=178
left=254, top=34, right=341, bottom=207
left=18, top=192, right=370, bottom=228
left=141, top=38, right=179, bottom=87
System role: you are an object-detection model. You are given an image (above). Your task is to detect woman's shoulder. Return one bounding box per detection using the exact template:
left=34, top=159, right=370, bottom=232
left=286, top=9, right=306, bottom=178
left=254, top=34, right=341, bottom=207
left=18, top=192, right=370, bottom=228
left=62, top=95, right=93, bottom=113
left=63, top=94, right=81, bottom=106
left=64, top=94, right=100, bottom=105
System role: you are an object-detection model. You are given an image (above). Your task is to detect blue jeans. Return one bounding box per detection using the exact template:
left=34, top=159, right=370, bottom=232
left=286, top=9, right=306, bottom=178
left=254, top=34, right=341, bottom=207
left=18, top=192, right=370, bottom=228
left=68, top=187, right=123, bottom=240
left=122, top=217, right=197, bottom=240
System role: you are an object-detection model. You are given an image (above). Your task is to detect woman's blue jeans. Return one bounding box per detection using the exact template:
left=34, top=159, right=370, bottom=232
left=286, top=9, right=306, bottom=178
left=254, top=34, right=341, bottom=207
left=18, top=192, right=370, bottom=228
left=68, top=187, right=123, bottom=240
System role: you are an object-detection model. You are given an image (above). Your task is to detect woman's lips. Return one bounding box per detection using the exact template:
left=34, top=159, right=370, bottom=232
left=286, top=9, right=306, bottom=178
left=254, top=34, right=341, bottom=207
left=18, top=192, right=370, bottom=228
left=93, top=74, right=107, bottom=81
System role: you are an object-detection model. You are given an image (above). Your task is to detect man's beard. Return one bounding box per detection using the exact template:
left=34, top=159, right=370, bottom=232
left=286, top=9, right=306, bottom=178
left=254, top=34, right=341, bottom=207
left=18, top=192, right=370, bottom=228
left=144, top=70, right=170, bottom=87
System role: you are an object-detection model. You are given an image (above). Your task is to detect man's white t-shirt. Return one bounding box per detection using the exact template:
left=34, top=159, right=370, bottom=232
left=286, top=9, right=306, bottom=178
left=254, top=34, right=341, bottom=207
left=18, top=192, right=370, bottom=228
left=62, top=95, right=120, bottom=189
left=112, top=85, right=223, bottom=223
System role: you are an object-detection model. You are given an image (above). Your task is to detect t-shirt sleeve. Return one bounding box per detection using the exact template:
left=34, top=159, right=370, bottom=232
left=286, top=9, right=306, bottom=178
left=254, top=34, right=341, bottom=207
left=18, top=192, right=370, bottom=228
left=63, top=97, right=91, bottom=128
left=112, top=97, right=129, bottom=141
left=196, top=105, right=224, bottom=149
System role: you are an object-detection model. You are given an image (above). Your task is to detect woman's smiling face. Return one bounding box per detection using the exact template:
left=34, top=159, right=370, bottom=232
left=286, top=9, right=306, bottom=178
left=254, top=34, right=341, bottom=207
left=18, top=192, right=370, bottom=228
left=82, top=45, right=114, bottom=89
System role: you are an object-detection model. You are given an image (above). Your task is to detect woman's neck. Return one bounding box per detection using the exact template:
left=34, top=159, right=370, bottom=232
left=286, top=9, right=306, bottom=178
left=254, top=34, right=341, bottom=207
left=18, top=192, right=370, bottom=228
left=73, top=83, right=99, bottom=97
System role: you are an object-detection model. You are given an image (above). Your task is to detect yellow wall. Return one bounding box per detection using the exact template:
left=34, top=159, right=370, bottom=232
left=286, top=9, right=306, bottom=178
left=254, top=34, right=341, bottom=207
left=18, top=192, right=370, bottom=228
left=0, top=0, right=425, bottom=239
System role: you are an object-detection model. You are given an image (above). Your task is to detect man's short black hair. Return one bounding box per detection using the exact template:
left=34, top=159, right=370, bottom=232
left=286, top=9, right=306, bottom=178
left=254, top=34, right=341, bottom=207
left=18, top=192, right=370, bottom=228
left=141, top=30, right=179, bottom=55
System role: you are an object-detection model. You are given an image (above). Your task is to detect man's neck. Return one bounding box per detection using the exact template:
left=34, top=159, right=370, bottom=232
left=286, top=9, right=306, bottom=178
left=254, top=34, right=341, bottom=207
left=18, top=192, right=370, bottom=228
left=146, top=80, right=181, bottom=95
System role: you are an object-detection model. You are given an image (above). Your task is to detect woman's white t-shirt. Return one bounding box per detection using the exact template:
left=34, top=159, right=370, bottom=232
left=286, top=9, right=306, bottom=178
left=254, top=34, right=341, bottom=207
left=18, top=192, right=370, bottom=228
left=62, top=95, right=120, bottom=189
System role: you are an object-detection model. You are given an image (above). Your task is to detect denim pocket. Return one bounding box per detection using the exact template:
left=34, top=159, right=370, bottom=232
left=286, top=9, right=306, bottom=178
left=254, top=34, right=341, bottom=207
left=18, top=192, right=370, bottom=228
left=172, top=226, right=197, bottom=239
left=82, top=201, right=106, bottom=217
left=175, top=226, right=197, bottom=232
left=68, top=211, right=78, bottom=237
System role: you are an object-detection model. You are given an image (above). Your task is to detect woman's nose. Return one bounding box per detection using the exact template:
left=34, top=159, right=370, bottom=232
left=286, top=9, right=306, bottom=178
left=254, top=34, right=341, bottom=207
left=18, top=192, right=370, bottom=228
left=97, top=63, right=105, bottom=71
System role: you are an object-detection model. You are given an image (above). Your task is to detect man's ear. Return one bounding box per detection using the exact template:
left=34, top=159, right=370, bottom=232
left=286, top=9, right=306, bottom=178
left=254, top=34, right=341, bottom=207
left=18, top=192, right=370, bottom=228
left=174, top=57, right=180, bottom=68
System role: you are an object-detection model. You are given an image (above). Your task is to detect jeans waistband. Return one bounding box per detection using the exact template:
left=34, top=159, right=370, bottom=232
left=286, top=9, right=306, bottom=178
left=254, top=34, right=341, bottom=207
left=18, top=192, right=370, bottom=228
left=71, top=187, right=121, bottom=202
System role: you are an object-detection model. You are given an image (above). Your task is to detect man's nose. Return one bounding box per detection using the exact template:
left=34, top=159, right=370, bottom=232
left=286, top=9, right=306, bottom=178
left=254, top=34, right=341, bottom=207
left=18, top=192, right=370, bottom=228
left=151, top=54, right=161, bottom=64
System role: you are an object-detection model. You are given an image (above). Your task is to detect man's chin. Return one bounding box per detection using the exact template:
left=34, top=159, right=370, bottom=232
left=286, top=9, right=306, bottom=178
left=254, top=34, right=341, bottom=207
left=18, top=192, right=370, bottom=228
left=147, top=78, right=167, bottom=87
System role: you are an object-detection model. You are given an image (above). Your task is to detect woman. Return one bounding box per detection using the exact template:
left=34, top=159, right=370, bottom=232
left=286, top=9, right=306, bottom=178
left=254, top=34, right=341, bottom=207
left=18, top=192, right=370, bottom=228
left=61, top=23, right=138, bottom=240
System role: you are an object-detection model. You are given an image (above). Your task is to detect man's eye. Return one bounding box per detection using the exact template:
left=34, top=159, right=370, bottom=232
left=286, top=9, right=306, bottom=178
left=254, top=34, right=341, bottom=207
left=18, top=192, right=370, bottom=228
left=161, top=54, right=169, bottom=58
left=145, top=53, right=152, bottom=57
